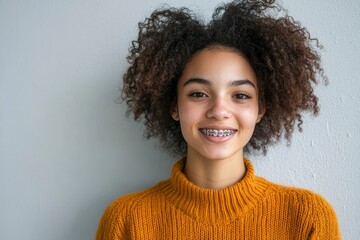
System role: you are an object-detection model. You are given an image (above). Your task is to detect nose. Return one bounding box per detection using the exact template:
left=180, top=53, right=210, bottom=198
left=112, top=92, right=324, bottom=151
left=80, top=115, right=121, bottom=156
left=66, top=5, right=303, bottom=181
left=206, top=96, right=231, bottom=120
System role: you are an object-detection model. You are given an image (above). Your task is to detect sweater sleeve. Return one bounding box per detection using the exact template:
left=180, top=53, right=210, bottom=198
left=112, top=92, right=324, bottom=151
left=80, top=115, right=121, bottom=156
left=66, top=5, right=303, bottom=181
left=96, top=197, right=130, bottom=240
left=308, top=194, right=341, bottom=240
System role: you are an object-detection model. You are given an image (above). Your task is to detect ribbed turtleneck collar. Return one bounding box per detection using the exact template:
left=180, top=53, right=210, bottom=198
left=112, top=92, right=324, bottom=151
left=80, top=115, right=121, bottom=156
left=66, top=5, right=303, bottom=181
left=159, top=157, right=269, bottom=225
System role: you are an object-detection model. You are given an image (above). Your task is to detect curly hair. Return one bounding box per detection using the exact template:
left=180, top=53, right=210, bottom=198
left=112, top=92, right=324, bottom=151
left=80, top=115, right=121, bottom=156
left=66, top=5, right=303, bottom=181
left=121, top=0, right=326, bottom=155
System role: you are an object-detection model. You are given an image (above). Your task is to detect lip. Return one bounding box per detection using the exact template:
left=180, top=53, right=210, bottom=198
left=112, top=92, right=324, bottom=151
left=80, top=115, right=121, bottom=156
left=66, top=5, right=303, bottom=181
left=199, top=125, right=237, bottom=131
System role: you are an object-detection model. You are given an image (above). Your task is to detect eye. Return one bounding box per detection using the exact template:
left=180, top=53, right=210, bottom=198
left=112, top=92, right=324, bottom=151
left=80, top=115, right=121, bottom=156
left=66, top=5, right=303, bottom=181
left=189, top=92, right=208, bottom=98
left=233, top=93, right=250, bottom=100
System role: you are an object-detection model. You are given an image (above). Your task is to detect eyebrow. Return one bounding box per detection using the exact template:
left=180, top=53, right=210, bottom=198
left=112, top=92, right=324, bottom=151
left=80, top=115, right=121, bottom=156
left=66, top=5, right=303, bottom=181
left=228, top=80, right=256, bottom=88
left=183, top=78, right=256, bottom=89
left=183, top=78, right=210, bottom=86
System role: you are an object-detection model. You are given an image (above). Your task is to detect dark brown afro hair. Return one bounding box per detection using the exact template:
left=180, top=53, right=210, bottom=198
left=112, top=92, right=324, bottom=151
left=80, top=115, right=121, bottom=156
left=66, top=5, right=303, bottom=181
left=121, top=0, right=326, bottom=156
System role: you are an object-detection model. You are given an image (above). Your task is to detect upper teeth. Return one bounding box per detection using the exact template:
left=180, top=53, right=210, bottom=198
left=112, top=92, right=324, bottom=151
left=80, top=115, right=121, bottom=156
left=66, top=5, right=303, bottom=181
left=200, top=129, right=236, bottom=137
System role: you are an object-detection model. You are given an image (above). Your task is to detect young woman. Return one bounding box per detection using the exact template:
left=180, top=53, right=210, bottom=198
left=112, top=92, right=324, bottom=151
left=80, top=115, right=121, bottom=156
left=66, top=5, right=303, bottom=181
left=97, top=0, right=340, bottom=239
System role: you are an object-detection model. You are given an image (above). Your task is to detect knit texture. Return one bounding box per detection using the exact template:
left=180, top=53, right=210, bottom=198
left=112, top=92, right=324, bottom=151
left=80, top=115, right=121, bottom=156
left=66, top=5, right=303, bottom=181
left=96, top=158, right=340, bottom=239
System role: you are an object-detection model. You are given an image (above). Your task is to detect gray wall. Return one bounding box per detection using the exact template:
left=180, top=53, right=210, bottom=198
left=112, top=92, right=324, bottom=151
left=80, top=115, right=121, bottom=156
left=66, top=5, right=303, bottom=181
left=1, top=0, right=359, bottom=239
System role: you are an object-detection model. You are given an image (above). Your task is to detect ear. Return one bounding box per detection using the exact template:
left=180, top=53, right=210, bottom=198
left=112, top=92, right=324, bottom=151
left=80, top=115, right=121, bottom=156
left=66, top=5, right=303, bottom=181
left=256, top=103, right=266, bottom=123
left=171, top=105, right=180, bottom=121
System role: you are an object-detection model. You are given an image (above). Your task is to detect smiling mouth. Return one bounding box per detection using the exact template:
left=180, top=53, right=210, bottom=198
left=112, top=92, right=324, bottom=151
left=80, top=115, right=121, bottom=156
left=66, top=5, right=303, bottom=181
left=199, top=129, right=237, bottom=137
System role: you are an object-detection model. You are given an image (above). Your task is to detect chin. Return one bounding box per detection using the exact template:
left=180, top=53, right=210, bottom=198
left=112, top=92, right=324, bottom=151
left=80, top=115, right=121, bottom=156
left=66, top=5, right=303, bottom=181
left=199, top=149, right=242, bottom=161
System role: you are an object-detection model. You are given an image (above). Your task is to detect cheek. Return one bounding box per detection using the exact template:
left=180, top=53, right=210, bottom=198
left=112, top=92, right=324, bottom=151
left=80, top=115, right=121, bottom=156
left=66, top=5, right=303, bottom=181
left=178, top=103, right=199, bottom=127
left=236, top=106, right=259, bottom=127
left=177, top=98, right=201, bottom=119
left=177, top=109, right=196, bottom=144
left=177, top=101, right=204, bottom=140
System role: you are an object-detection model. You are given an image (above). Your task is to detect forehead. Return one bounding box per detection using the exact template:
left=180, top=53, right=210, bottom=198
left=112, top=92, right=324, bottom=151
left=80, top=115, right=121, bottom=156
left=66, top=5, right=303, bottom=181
left=178, top=46, right=258, bottom=87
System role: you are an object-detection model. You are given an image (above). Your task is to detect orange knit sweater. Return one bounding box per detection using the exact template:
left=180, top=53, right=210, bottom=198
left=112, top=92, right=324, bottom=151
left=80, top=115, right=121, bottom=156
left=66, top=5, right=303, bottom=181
left=96, top=158, right=340, bottom=239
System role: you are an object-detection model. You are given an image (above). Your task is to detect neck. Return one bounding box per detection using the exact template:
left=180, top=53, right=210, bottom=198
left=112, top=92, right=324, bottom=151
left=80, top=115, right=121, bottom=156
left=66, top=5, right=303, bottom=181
left=183, top=153, right=246, bottom=190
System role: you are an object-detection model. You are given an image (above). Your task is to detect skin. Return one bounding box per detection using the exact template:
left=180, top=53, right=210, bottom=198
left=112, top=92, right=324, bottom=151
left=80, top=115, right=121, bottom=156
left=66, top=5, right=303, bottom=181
left=172, top=46, right=265, bottom=190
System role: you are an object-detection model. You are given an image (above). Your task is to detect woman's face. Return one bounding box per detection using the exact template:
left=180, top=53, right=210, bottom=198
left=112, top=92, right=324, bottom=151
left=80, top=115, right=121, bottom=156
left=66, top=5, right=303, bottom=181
left=172, top=47, right=264, bottom=161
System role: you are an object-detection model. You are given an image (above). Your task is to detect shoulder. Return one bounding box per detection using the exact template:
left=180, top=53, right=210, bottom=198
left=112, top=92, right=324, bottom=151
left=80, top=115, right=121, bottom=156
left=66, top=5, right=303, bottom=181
left=102, top=180, right=167, bottom=217
left=96, top=180, right=168, bottom=240
left=257, top=177, right=341, bottom=238
left=259, top=176, right=335, bottom=212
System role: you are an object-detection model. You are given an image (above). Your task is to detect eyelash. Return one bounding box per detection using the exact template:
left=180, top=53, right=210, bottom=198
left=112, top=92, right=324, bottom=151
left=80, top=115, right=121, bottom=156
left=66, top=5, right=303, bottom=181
left=189, top=92, right=208, bottom=98
left=233, top=93, right=251, bottom=100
